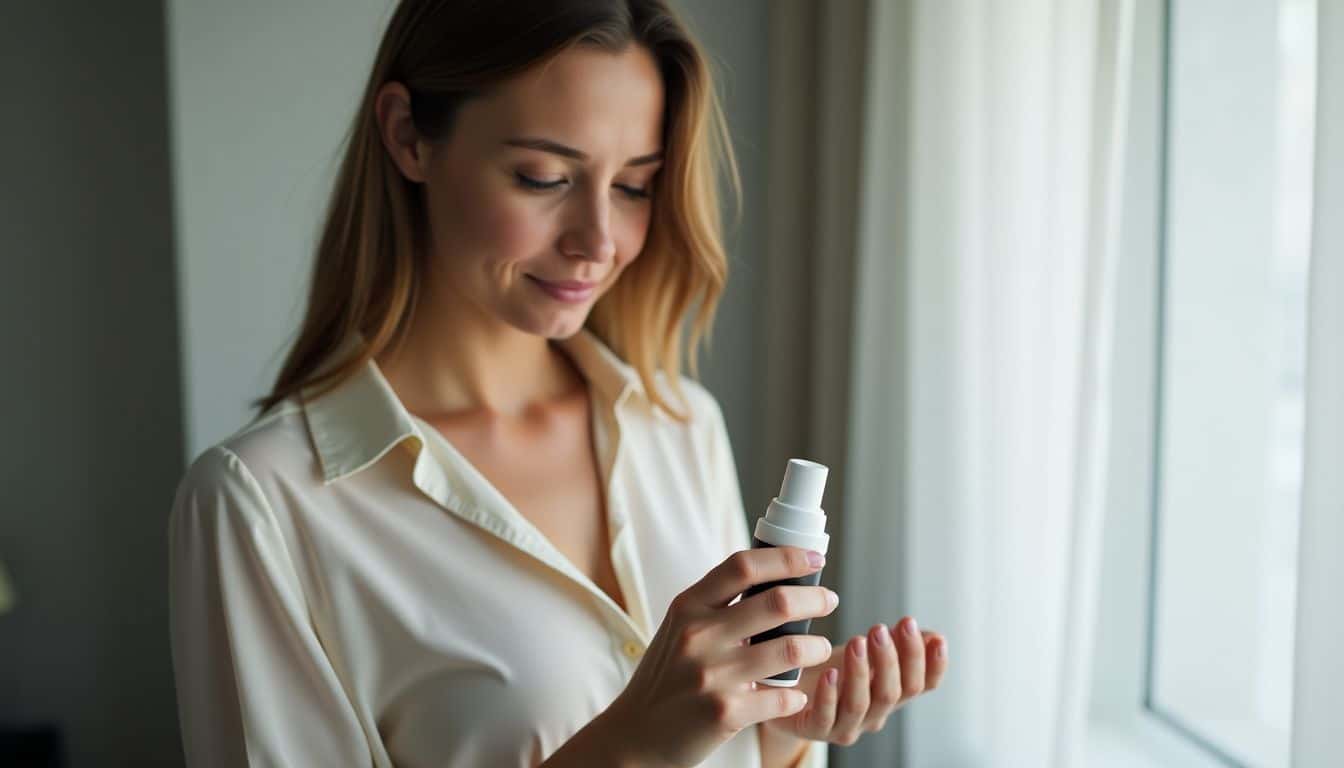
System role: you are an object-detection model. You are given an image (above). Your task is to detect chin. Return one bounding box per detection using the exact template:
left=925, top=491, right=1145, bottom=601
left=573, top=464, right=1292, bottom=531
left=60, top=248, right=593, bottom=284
left=506, top=306, right=591, bottom=340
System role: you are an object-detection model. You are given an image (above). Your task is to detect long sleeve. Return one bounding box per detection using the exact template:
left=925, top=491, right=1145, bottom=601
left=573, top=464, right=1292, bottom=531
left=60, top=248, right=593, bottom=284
left=168, top=446, right=373, bottom=767
left=701, top=394, right=829, bottom=768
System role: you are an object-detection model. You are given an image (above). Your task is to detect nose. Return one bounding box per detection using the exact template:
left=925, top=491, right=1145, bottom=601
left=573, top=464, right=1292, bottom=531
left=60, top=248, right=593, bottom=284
left=560, top=189, right=617, bottom=263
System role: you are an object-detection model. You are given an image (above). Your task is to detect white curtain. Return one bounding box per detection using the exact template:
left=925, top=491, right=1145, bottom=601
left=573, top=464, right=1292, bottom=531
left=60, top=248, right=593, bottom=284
left=838, top=0, right=1135, bottom=765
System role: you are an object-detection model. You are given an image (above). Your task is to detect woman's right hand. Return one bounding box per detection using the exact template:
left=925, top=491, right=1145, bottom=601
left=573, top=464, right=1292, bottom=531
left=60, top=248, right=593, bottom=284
left=603, top=546, right=839, bottom=767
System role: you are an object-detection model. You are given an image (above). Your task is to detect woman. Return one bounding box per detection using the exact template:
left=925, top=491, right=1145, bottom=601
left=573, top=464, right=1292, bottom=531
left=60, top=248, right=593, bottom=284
left=167, top=1, right=947, bottom=766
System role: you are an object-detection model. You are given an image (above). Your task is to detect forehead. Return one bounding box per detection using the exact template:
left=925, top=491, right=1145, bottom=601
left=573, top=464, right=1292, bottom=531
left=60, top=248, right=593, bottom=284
left=468, top=45, right=665, bottom=158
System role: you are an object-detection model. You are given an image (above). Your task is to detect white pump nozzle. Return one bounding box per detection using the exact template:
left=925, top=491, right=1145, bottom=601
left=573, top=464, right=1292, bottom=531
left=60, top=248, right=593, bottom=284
left=755, top=458, right=830, bottom=552
left=777, top=459, right=828, bottom=511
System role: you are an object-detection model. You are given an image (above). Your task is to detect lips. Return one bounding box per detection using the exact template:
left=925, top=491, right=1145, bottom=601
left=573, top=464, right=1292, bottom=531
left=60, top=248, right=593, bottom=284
left=527, top=275, right=599, bottom=303
left=535, top=278, right=598, bottom=291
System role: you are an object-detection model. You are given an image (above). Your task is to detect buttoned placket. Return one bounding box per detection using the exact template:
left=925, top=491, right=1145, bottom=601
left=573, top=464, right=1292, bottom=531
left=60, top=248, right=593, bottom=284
left=592, top=387, right=654, bottom=661
left=405, top=390, right=653, bottom=667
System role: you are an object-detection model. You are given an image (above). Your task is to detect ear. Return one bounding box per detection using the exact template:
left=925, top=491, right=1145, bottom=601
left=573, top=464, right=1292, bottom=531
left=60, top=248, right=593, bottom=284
left=375, top=81, right=431, bottom=183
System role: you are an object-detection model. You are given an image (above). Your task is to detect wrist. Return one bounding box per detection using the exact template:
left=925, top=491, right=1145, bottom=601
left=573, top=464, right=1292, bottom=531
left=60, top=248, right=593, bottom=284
left=541, top=704, right=648, bottom=768
left=784, top=739, right=813, bottom=767
left=758, top=723, right=813, bottom=768
left=594, top=706, right=644, bottom=768
left=590, top=698, right=668, bottom=768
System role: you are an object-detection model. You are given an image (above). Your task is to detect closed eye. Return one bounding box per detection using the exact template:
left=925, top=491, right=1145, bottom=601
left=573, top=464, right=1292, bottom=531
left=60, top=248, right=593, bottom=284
left=515, top=172, right=651, bottom=200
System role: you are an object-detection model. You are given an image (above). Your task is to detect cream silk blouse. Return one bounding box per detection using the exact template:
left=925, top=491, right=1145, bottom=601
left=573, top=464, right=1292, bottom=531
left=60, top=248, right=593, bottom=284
left=168, top=328, right=828, bottom=768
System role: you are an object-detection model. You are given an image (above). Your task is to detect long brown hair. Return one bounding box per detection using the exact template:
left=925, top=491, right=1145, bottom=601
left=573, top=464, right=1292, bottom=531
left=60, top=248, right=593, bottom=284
left=252, top=0, right=741, bottom=421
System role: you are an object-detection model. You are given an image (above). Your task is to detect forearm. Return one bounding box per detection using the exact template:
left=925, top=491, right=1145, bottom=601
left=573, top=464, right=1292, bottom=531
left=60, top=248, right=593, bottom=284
left=540, top=708, right=644, bottom=768
left=757, top=724, right=814, bottom=768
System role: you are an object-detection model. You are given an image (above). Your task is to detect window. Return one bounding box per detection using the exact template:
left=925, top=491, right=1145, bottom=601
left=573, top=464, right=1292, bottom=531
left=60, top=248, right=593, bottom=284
left=1148, top=0, right=1315, bottom=765
left=1090, top=1, right=1317, bottom=766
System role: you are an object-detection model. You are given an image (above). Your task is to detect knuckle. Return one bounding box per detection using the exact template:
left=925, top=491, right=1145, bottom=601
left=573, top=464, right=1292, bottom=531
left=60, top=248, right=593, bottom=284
left=837, top=698, right=866, bottom=718
left=730, top=551, right=755, bottom=584
left=669, top=621, right=704, bottom=659
left=673, top=627, right=697, bottom=657
left=787, top=547, right=809, bottom=573
left=679, top=619, right=709, bottom=647
left=905, top=679, right=924, bottom=697
left=838, top=730, right=861, bottom=746
left=693, top=664, right=716, bottom=694
left=783, top=636, right=807, bottom=666
left=668, top=592, right=693, bottom=621
left=766, top=587, right=794, bottom=619
left=709, top=693, right=739, bottom=731
left=871, top=688, right=896, bottom=708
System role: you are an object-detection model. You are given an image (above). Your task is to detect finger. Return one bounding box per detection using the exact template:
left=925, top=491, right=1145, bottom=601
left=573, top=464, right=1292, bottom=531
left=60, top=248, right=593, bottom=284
left=800, top=665, right=840, bottom=736
left=863, top=624, right=901, bottom=731
left=719, top=584, right=838, bottom=643
left=734, top=634, right=833, bottom=686
left=832, top=636, right=870, bottom=745
left=924, top=633, right=948, bottom=691
left=691, top=547, right=824, bottom=609
left=892, top=617, right=925, bottom=702
left=739, top=685, right=810, bottom=730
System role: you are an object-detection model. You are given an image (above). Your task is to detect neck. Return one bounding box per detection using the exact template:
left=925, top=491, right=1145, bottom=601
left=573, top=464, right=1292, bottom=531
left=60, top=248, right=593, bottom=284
left=375, top=292, right=583, bottom=420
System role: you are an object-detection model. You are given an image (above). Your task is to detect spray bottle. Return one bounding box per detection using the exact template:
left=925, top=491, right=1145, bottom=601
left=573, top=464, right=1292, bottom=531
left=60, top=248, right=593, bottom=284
left=741, top=458, right=831, bottom=686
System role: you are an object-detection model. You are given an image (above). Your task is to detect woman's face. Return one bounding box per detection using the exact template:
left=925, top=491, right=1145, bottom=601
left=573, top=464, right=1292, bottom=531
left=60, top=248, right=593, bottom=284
left=398, top=45, right=665, bottom=339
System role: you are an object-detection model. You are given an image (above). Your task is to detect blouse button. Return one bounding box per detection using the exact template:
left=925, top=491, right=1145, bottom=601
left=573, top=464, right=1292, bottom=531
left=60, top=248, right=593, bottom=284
left=622, top=640, right=644, bottom=659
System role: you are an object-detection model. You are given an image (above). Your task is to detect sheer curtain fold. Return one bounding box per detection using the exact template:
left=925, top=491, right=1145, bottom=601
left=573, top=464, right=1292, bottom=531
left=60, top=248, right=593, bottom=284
left=764, top=0, right=1340, bottom=764
left=839, top=0, right=1134, bottom=765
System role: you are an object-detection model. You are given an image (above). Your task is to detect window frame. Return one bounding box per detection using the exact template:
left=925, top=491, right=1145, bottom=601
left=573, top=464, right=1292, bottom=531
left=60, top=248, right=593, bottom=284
left=1086, top=0, right=1247, bottom=764
left=1087, top=1, right=1320, bottom=765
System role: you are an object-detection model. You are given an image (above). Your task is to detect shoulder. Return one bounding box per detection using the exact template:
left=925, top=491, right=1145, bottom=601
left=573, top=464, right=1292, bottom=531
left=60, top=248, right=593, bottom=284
left=173, top=396, right=320, bottom=511
left=636, top=372, right=728, bottom=441
left=674, top=376, right=728, bottom=435
left=623, top=374, right=736, bottom=485
left=673, top=375, right=721, bottom=416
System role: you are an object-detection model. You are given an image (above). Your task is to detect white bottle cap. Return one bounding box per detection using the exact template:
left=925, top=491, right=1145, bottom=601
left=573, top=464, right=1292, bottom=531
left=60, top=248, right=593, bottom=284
left=778, top=459, right=828, bottom=510
left=755, top=458, right=831, bottom=554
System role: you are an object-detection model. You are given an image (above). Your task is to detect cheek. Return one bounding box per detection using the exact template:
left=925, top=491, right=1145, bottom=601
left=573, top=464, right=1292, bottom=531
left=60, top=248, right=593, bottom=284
left=438, top=184, right=550, bottom=274
left=612, top=209, right=653, bottom=272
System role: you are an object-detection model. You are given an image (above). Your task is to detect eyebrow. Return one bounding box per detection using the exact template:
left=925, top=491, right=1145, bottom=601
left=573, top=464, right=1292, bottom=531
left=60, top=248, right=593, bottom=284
left=503, top=136, right=664, bottom=167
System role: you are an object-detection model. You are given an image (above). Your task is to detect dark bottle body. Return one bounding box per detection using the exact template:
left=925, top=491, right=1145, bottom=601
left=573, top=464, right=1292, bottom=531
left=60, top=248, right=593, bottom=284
left=741, top=536, right=825, bottom=684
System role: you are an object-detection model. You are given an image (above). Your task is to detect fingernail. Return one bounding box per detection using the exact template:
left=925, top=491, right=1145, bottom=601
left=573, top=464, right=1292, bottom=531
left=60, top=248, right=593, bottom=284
left=852, top=637, right=865, bottom=658
left=826, top=668, right=839, bottom=685
left=905, top=617, right=919, bottom=637
left=871, top=625, right=887, bottom=646
left=825, top=589, right=839, bottom=610
left=807, top=550, right=825, bottom=569
left=936, top=640, right=947, bottom=659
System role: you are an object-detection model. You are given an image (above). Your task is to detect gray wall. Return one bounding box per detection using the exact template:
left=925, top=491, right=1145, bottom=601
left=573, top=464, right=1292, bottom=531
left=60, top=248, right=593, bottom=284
left=673, top=0, right=771, bottom=510
left=1, top=1, right=769, bottom=764
left=0, top=2, right=185, bottom=765
left=169, top=0, right=395, bottom=462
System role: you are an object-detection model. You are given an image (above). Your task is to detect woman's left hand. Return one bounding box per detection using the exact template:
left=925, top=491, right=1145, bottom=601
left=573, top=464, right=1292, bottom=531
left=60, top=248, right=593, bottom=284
left=758, top=617, right=947, bottom=747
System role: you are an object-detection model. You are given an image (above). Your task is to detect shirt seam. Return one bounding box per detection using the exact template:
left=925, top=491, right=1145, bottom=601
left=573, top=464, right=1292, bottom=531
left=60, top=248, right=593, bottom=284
left=213, top=444, right=380, bottom=764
